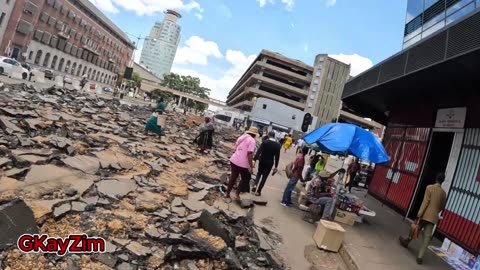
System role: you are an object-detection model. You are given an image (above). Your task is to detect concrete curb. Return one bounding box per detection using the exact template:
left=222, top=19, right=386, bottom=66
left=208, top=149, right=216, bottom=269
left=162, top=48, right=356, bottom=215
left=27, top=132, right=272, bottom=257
left=339, top=244, right=359, bottom=270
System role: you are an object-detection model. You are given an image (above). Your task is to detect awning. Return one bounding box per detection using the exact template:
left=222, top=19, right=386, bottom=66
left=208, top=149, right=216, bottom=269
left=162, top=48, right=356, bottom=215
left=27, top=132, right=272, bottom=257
left=342, top=10, right=480, bottom=125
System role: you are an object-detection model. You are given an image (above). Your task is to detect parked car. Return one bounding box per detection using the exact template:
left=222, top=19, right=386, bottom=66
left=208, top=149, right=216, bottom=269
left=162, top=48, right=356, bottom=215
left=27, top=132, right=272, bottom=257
left=43, top=69, right=54, bottom=80
left=63, top=76, right=73, bottom=85
left=103, top=87, right=112, bottom=93
left=0, top=56, right=24, bottom=78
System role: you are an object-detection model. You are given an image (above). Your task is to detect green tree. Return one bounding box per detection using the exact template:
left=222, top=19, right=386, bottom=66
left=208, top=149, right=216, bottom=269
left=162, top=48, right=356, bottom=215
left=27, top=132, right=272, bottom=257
left=151, top=89, right=174, bottom=102
left=160, top=72, right=211, bottom=111
left=132, top=72, right=142, bottom=88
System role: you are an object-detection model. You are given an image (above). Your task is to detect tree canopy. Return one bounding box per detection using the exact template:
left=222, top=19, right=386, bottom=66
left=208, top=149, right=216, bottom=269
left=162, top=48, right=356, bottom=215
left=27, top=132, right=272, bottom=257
left=161, top=72, right=211, bottom=111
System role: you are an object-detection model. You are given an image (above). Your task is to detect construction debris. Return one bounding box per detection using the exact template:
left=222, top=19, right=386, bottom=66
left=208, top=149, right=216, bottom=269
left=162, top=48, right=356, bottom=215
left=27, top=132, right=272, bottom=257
left=0, top=83, right=284, bottom=269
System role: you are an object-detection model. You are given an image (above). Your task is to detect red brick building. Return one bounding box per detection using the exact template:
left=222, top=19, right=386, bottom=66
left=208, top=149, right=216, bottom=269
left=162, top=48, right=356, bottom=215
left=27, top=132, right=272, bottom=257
left=0, top=0, right=134, bottom=85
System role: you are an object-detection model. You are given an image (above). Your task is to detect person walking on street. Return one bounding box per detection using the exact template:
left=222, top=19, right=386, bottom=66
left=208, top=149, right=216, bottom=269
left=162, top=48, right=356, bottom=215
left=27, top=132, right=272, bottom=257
left=296, top=138, right=305, bottom=154
left=194, top=117, right=215, bottom=153
left=252, top=131, right=281, bottom=196
left=399, top=173, right=447, bottom=265
left=347, top=158, right=360, bottom=192
left=281, top=147, right=309, bottom=207
left=225, top=127, right=258, bottom=202
left=155, top=98, right=166, bottom=114
left=283, top=134, right=293, bottom=153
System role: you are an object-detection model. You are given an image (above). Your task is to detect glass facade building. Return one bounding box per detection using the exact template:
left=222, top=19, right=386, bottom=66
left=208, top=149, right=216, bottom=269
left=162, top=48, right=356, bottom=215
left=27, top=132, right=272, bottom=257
left=139, top=10, right=181, bottom=79
left=404, top=0, right=480, bottom=48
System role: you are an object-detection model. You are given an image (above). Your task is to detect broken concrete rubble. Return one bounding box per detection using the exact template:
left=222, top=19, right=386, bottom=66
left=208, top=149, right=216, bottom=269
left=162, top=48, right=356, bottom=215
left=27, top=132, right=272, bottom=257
left=0, top=82, right=284, bottom=269
left=0, top=199, right=38, bottom=250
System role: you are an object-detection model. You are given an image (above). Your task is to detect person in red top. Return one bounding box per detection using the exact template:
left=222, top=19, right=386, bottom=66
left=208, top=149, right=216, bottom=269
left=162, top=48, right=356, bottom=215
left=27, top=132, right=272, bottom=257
left=281, top=147, right=309, bottom=207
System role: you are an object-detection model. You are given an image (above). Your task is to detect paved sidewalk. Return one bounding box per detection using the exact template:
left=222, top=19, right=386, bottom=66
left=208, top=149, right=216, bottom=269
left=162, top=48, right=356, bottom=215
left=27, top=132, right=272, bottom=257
left=341, top=188, right=452, bottom=270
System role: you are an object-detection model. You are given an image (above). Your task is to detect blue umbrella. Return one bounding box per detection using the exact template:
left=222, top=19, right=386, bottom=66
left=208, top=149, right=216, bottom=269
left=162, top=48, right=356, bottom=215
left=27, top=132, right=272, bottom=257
left=303, top=123, right=389, bottom=164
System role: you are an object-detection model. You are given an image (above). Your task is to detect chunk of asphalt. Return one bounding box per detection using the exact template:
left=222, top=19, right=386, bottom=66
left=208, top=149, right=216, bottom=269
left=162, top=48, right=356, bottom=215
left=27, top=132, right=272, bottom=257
left=0, top=199, right=38, bottom=250
left=92, top=253, right=117, bottom=268
left=53, top=202, right=72, bottom=219
left=197, top=210, right=235, bottom=248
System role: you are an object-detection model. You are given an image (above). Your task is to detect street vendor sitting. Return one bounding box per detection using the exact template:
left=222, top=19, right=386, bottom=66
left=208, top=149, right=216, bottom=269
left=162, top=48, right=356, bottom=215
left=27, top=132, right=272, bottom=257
left=307, top=169, right=346, bottom=221
left=144, top=109, right=165, bottom=137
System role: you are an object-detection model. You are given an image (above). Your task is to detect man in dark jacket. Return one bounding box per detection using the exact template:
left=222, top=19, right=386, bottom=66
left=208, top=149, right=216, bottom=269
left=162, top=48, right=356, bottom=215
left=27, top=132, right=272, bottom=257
left=252, top=131, right=281, bottom=196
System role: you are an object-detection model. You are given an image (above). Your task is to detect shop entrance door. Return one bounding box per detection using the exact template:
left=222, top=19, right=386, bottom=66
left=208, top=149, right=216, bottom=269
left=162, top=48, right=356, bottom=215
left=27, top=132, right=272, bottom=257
left=407, top=131, right=455, bottom=220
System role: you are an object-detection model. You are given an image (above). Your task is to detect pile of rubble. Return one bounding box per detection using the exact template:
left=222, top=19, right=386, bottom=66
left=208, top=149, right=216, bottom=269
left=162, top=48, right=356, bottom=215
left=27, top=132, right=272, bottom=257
left=0, top=82, right=284, bottom=269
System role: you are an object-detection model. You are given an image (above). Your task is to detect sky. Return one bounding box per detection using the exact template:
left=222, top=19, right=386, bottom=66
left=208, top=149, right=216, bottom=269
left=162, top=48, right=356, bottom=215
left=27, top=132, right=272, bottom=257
left=88, top=0, right=408, bottom=101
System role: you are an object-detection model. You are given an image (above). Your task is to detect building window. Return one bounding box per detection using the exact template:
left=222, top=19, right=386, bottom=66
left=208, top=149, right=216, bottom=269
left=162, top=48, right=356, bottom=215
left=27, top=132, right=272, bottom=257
left=42, top=53, right=50, bottom=67
left=311, top=87, right=317, bottom=92
left=0, top=13, right=6, bottom=27
left=310, top=95, right=315, bottom=100
left=28, top=51, right=33, bottom=60
left=24, top=1, right=38, bottom=16
left=313, top=79, right=319, bottom=85
left=58, top=58, right=64, bottom=71
left=65, top=60, right=70, bottom=73
left=446, top=2, right=475, bottom=25
left=315, top=71, right=321, bottom=77
left=34, top=50, right=42, bottom=65
left=318, top=58, right=324, bottom=62
left=308, top=102, right=313, bottom=108
left=50, top=55, right=57, bottom=69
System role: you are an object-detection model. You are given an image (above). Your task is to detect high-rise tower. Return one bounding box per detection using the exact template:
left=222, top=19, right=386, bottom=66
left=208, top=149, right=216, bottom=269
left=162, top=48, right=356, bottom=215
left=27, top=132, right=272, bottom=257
left=139, top=10, right=181, bottom=79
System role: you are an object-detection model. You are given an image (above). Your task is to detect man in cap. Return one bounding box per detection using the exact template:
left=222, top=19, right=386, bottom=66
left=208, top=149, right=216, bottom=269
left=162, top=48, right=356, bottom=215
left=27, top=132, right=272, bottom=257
left=307, top=169, right=345, bottom=220
left=252, top=131, right=281, bottom=196
left=225, top=127, right=258, bottom=201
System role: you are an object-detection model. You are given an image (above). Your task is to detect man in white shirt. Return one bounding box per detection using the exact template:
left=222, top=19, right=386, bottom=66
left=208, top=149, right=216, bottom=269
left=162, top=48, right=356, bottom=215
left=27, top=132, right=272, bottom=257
left=296, top=138, right=305, bottom=154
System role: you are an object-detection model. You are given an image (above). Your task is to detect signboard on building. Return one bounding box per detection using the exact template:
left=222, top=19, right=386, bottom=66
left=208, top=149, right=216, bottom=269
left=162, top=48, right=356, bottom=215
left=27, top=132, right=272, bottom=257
left=435, top=107, right=467, bottom=129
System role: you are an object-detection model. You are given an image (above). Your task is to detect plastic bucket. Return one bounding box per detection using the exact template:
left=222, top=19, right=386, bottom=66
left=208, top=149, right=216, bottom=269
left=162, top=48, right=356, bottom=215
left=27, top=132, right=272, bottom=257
left=157, top=115, right=167, bottom=127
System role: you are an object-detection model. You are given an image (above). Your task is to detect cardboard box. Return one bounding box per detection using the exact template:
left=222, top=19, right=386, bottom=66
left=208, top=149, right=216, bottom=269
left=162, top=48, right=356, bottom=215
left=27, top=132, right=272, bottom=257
left=313, top=220, right=345, bottom=252
left=334, top=209, right=357, bottom=226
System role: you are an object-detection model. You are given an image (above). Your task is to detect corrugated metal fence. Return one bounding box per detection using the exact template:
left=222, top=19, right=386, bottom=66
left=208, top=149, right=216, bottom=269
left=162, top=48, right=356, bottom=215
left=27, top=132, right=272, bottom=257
left=438, top=128, right=480, bottom=255
left=369, top=127, right=430, bottom=213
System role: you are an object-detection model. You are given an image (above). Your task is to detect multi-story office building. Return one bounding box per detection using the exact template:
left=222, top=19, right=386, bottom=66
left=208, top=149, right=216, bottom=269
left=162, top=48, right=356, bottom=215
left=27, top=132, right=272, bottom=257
left=403, top=0, right=480, bottom=48
left=306, top=54, right=351, bottom=127
left=0, top=0, right=134, bottom=85
left=344, top=0, right=480, bottom=257
left=139, top=10, right=181, bottom=79
left=0, top=0, right=16, bottom=45
left=227, top=50, right=351, bottom=128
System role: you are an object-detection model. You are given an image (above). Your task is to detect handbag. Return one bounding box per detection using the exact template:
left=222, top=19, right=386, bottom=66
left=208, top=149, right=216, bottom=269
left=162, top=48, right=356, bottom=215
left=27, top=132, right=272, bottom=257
left=286, top=162, right=295, bottom=178
left=410, top=220, right=420, bottom=240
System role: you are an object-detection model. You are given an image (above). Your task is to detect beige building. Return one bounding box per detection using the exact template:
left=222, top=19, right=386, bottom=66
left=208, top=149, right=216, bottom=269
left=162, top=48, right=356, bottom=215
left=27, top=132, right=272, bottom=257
left=307, top=54, right=351, bottom=127
left=227, top=50, right=351, bottom=128
left=227, top=50, right=313, bottom=111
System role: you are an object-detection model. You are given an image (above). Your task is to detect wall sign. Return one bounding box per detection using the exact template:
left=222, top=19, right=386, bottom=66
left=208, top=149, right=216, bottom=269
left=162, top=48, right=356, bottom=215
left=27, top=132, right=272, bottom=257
left=435, top=107, right=467, bottom=129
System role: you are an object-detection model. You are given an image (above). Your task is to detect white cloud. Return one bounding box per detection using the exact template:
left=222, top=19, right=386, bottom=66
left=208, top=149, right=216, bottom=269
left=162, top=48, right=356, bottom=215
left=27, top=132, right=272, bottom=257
left=88, top=0, right=203, bottom=17
left=172, top=50, right=256, bottom=100
left=329, top=53, right=374, bottom=76
left=326, top=0, right=337, bottom=7
left=194, top=12, right=203, bottom=20
left=290, top=23, right=295, bottom=28
left=89, top=0, right=119, bottom=13
left=174, top=36, right=223, bottom=65
left=255, top=0, right=294, bottom=11
left=256, top=0, right=274, bottom=7
left=303, top=44, right=309, bottom=52
left=281, top=0, right=295, bottom=11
